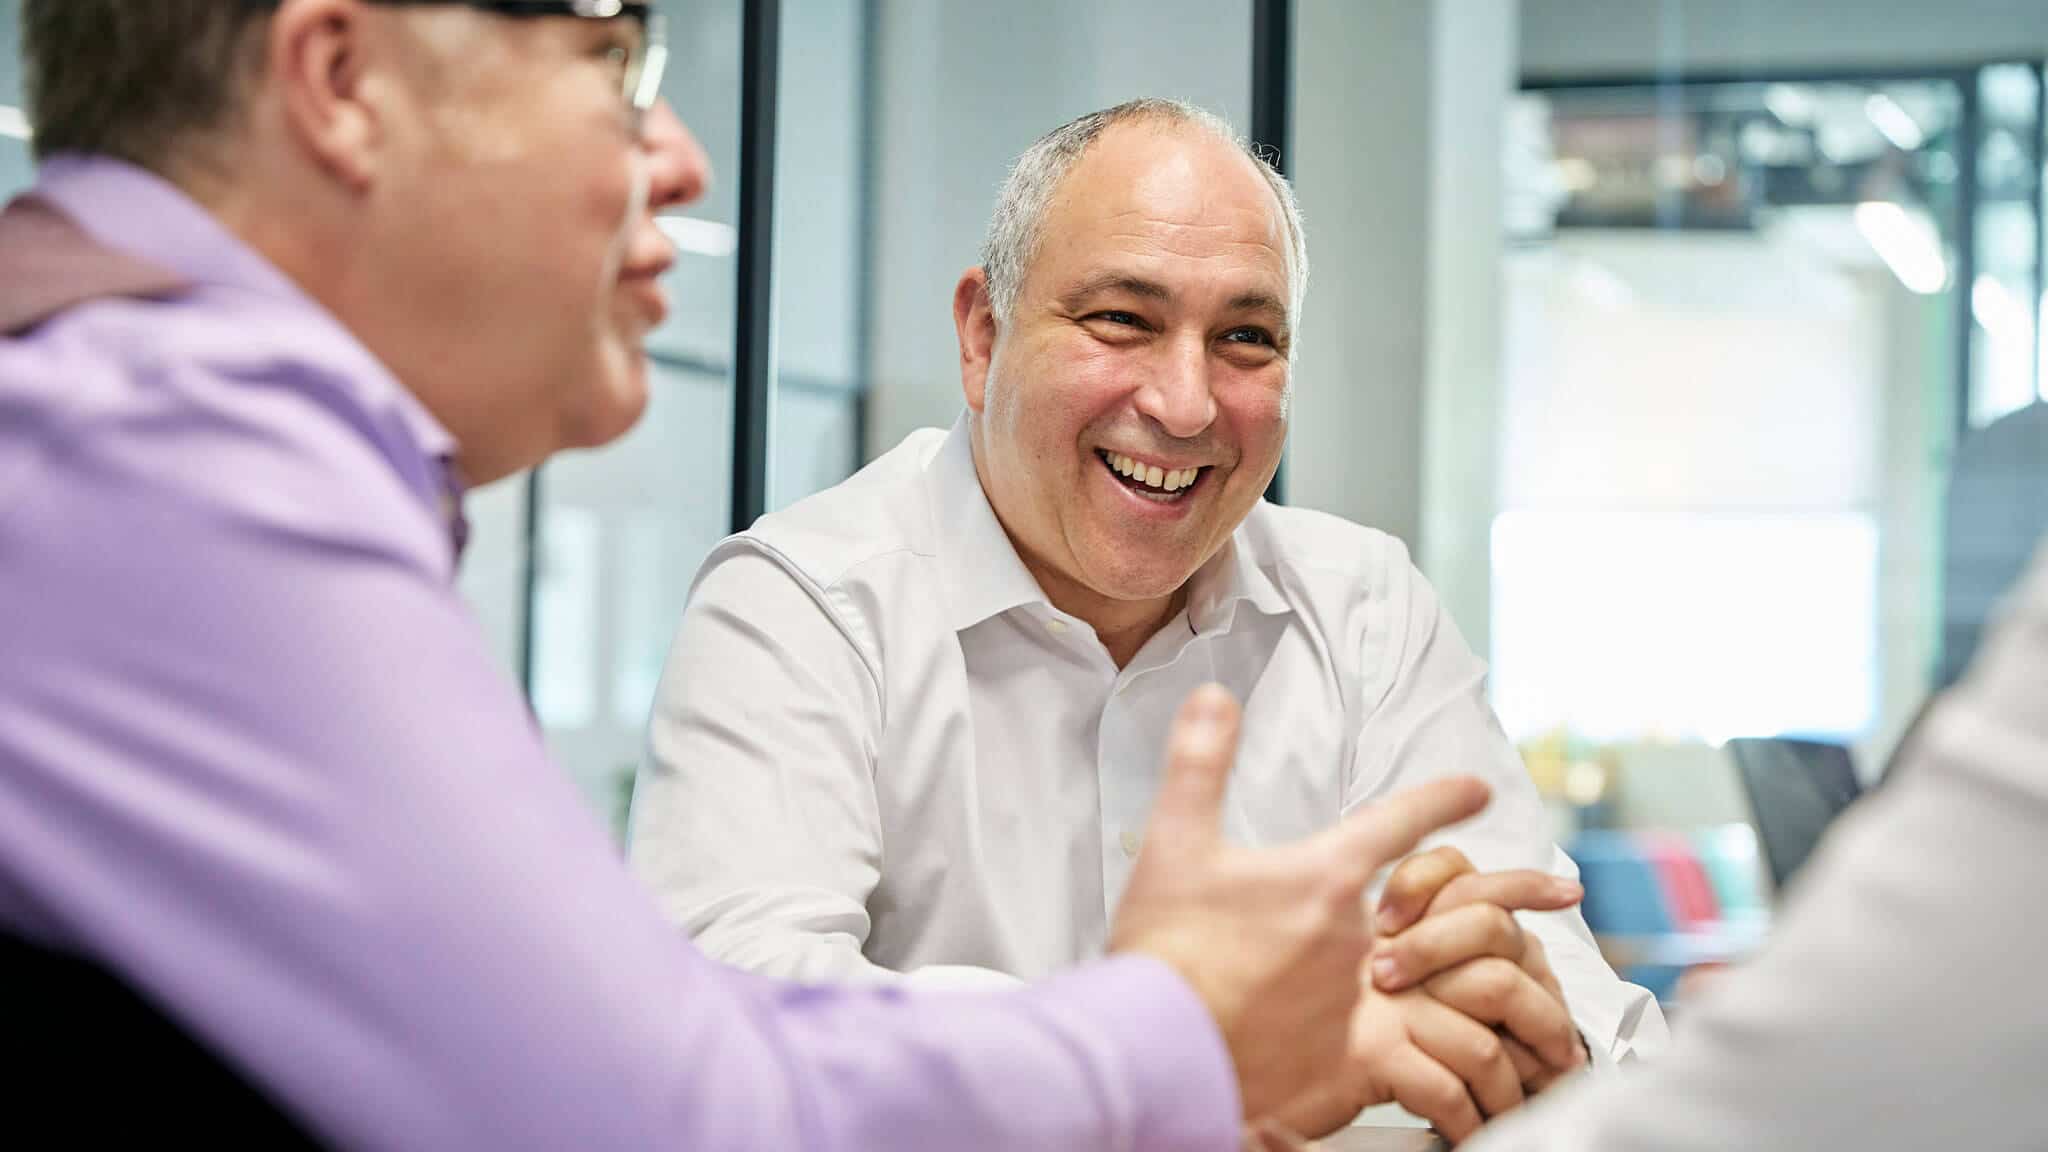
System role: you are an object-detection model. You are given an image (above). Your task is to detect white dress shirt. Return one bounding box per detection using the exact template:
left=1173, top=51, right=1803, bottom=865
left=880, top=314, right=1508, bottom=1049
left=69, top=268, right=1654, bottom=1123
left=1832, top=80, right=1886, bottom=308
left=1466, top=543, right=2048, bottom=1151
left=630, top=420, right=1667, bottom=1065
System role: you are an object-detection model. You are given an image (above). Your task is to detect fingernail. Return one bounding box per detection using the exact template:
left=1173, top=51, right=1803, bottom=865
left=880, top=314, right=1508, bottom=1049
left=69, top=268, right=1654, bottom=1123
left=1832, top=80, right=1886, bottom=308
left=1372, top=955, right=1401, bottom=987
left=1554, top=880, right=1583, bottom=901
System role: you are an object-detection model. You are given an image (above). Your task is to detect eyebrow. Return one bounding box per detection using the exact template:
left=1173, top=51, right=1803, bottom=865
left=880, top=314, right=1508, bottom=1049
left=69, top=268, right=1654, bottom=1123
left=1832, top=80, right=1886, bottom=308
left=1226, top=290, right=1289, bottom=326
left=1057, top=273, right=1174, bottom=309
left=1058, top=275, right=1291, bottom=328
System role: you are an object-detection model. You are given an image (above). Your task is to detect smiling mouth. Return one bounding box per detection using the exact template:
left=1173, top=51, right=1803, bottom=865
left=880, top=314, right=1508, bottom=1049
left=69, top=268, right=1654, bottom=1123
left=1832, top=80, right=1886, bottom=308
left=1096, top=450, right=1211, bottom=503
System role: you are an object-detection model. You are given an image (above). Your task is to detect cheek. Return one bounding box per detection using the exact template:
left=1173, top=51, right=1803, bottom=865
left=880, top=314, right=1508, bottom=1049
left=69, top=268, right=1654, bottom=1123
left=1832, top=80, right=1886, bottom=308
left=995, top=342, right=1120, bottom=457
left=1217, top=373, right=1291, bottom=458
left=1042, top=340, right=1142, bottom=440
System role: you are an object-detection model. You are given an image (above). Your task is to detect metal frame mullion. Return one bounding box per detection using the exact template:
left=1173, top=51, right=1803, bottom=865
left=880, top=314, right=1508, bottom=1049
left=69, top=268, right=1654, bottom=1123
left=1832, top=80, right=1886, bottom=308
left=1252, top=0, right=1295, bottom=505
left=731, top=0, right=782, bottom=534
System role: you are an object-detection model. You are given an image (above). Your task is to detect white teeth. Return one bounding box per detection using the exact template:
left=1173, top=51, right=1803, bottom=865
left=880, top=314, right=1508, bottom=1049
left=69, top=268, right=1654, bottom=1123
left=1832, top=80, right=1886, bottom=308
left=1102, top=452, right=1200, bottom=494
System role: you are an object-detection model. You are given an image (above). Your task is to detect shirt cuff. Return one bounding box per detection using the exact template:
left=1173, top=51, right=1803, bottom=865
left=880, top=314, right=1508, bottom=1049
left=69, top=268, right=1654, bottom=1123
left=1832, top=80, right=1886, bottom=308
left=1034, top=954, right=1241, bottom=1152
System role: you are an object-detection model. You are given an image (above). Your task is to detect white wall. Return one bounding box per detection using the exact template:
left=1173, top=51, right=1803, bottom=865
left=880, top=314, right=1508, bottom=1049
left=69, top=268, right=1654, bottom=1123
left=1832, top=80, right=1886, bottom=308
left=1523, top=0, right=2048, bottom=78
left=1290, top=0, right=1518, bottom=649
left=1490, top=226, right=1948, bottom=763
left=1499, top=233, right=1882, bottom=515
left=862, top=0, right=1254, bottom=456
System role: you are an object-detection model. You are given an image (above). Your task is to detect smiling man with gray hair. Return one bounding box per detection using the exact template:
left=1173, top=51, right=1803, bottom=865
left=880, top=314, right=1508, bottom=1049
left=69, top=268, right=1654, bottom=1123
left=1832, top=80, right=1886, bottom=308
left=632, top=98, right=1669, bottom=1143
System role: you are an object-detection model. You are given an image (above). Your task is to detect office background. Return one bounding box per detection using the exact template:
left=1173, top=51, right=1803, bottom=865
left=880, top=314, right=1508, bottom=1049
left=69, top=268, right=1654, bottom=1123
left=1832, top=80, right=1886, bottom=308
left=6, top=0, right=2043, bottom=1005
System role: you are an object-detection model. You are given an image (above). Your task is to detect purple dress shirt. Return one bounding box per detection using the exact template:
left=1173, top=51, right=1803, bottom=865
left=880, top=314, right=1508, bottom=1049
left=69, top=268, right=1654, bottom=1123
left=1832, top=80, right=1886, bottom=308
left=0, top=155, right=1238, bottom=1151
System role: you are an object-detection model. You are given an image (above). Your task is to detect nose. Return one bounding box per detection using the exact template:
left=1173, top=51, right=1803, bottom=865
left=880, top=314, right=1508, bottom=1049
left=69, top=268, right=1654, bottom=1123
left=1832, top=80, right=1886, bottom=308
left=640, top=99, right=711, bottom=211
left=1133, top=335, right=1219, bottom=440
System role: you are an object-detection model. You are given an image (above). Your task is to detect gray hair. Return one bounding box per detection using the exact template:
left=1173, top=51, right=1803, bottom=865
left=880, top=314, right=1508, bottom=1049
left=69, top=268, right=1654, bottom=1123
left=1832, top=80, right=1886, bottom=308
left=979, top=99, right=1309, bottom=345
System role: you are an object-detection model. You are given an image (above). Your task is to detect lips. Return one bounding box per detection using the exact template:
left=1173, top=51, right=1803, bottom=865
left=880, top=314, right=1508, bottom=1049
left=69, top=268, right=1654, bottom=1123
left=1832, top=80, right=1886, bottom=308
left=1096, top=449, right=1211, bottom=503
left=621, top=273, right=669, bottom=327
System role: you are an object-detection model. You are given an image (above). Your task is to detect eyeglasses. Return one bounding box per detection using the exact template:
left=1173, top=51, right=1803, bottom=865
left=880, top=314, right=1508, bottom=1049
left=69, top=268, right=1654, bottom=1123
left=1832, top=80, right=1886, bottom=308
left=244, top=1, right=668, bottom=135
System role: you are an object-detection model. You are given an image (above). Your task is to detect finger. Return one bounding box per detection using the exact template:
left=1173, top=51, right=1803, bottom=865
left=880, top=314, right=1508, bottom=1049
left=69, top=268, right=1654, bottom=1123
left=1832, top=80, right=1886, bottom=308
left=1500, top=1033, right=1560, bottom=1093
left=1375, top=846, right=1473, bottom=935
left=1425, top=958, right=1582, bottom=1072
left=1373, top=903, right=1526, bottom=992
left=1378, top=1044, right=1486, bottom=1144
left=1423, top=870, right=1584, bottom=921
left=1404, top=996, right=1525, bottom=1120
left=1517, top=931, right=1567, bottom=1005
left=1324, top=777, right=1491, bottom=890
left=1138, top=685, right=1243, bottom=860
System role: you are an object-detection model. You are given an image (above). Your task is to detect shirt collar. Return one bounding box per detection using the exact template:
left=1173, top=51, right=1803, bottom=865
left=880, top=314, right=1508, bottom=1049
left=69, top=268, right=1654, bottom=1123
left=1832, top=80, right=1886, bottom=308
left=923, top=415, right=1293, bottom=636
left=1184, top=525, right=1292, bottom=636
left=925, top=417, right=1053, bottom=632
left=32, top=155, right=470, bottom=558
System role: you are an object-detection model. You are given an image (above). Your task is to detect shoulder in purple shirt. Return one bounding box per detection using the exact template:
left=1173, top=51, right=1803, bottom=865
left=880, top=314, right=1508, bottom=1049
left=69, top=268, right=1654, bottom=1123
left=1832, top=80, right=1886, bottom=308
left=0, top=156, right=1238, bottom=1152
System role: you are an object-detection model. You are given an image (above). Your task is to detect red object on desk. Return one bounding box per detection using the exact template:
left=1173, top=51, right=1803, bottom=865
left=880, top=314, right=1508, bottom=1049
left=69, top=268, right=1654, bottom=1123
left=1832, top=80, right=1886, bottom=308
left=1640, top=833, right=1722, bottom=928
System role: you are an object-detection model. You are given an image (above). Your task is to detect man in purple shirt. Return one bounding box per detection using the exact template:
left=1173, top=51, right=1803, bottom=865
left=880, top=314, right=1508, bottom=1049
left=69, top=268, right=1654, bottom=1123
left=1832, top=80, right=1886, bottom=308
left=0, top=2, right=1494, bottom=1148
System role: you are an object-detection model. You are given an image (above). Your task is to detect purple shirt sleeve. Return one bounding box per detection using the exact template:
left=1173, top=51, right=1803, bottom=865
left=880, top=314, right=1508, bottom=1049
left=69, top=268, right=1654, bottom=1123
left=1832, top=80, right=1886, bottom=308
left=0, top=164, right=1238, bottom=1152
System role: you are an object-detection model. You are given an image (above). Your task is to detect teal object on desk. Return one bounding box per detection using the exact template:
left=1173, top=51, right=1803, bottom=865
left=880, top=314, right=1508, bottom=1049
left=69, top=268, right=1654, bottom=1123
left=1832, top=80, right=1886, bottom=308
left=1567, top=830, right=1682, bottom=1002
left=1693, top=823, right=1770, bottom=918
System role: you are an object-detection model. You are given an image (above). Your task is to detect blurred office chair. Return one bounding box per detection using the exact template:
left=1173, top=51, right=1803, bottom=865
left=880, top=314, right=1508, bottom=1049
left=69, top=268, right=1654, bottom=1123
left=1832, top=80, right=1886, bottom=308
left=1, top=929, right=324, bottom=1146
left=1727, top=737, right=1863, bottom=894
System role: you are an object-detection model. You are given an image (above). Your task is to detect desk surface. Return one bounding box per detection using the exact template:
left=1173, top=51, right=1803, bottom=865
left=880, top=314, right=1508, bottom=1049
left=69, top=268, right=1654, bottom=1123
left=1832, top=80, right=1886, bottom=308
left=1320, top=1128, right=1446, bottom=1152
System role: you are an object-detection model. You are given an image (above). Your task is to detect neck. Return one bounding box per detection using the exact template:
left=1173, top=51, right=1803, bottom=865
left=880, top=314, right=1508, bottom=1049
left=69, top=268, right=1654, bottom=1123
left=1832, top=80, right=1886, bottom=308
left=192, top=162, right=528, bottom=487
left=967, top=425, right=1188, bottom=668
left=1076, top=583, right=1185, bottom=669
left=1022, top=549, right=1184, bottom=669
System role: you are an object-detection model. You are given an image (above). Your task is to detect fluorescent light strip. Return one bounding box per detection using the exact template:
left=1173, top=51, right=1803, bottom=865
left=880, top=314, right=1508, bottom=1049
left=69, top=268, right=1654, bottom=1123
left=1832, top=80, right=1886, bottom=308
left=655, top=215, right=737, bottom=258
left=0, top=105, right=29, bottom=142
left=1972, top=275, right=2031, bottom=338
left=1864, top=94, right=1926, bottom=152
left=1854, top=200, right=1947, bottom=295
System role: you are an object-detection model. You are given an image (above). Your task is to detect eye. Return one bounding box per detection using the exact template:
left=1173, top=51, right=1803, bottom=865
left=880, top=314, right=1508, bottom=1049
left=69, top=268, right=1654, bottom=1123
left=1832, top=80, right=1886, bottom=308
left=1091, top=310, right=1143, bottom=327
left=1223, top=326, right=1275, bottom=347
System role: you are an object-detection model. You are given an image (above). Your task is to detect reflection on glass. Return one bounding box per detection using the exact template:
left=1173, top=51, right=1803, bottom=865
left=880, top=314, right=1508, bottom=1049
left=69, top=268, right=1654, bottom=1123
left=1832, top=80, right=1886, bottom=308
left=1970, top=64, right=2043, bottom=426
left=530, top=0, right=742, bottom=840
left=1492, top=512, right=1879, bottom=745
left=1500, top=78, right=1964, bottom=772
left=769, top=0, right=866, bottom=512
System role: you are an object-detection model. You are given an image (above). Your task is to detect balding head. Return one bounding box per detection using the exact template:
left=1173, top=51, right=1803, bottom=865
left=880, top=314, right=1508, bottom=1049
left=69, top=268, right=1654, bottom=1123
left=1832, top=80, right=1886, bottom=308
left=980, top=99, right=1308, bottom=345
left=951, top=102, right=1300, bottom=650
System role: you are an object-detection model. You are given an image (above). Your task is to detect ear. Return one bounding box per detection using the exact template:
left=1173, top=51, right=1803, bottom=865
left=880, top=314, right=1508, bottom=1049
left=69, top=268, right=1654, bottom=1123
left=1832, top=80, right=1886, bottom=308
left=954, top=267, right=999, bottom=414
left=267, top=0, right=388, bottom=191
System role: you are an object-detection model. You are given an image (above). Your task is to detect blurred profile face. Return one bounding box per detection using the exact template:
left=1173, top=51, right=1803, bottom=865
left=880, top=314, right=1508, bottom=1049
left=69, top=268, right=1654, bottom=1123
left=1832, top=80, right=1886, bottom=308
left=363, top=6, right=707, bottom=481
left=962, top=121, right=1294, bottom=609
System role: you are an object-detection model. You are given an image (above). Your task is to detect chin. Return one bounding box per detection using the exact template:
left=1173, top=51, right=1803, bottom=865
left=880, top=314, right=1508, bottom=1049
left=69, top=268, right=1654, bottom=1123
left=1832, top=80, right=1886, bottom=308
left=1087, top=555, right=1203, bottom=604
left=571, top=358, right=653, bottom=451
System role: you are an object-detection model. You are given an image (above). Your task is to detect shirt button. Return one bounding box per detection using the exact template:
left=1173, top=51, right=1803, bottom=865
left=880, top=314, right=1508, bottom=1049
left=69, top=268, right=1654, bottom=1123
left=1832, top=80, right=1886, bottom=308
left=1120, top=829, right=1143, bottom=859
left=1046, top=619, right=1070, bottom=635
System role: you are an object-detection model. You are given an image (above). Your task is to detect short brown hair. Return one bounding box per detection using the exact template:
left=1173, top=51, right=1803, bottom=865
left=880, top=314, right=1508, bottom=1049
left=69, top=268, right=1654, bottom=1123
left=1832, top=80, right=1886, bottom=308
left=22, top=0, right=270, bottom=172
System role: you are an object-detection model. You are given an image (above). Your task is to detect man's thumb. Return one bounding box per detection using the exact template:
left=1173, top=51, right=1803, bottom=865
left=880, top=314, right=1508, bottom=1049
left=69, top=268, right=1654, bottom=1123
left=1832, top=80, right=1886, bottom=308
left=1141, top=684, right=1242, bottom=858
